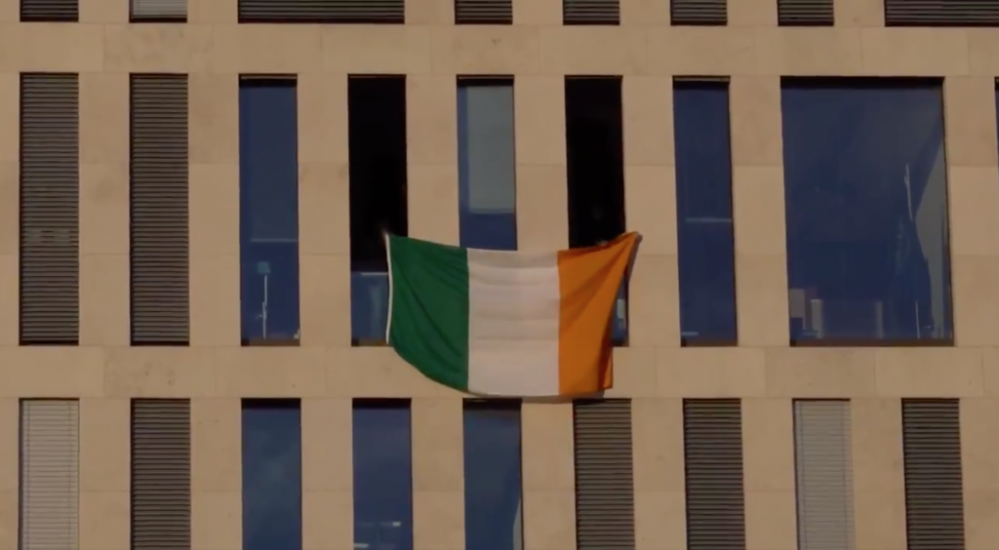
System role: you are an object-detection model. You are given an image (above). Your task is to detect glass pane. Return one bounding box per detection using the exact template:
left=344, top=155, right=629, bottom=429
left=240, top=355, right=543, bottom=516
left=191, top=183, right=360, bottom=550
left=242, top=401, right=302, bottom=550
left=463, top=403, right=523, bottom=550
left=353, top=403, right=414, bottom=550
left=239, top=81, right=300, bottom=344
left=782, top=80, right=953, bottom=343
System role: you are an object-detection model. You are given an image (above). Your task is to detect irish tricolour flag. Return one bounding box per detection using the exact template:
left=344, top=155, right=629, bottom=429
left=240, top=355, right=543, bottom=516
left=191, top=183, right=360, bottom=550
left=385, top=232, right=640, bottom=397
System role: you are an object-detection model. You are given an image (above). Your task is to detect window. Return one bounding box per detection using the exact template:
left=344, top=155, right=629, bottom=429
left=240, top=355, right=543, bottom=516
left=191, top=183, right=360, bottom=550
left=671, top=0, right=726, bottom=25
left=21, top=0, right=77, bottom=21
left=464, top=400, right=522, bottom=550
left=793, top=400, right=854, bottom=550
left=777, top=0, right=833, bottom=26
left=131, top=0, right=186, bottom=21
left=455, top=0, right=512, bottom=24
left=673, top=79, right=737, bottom=345
left=563, top=0, right=619, bottom=24
left=885, top=0, right=999, bottom=26
left=239, top=77, right=300, bottom=346
left=781, top=78, right=953, bottom=345
left=20, top=399, right=80, bottom=550
left=238, top=0, right=404, bottom=23
left=458, top=78, right=517, bottom=251
left=353, top=400, right=413, bottom=550
left=349, top=76, right=408, bottom=346
left=565, top=76, right=628, bottom=345
left=131, top=399, right=191, bottom=549
left=242, top=400, right=303, bottom=550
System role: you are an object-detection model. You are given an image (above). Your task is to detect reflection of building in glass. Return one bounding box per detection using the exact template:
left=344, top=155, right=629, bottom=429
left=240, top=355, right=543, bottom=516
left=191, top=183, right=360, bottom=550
left=354, top=520, right=405, bottom=550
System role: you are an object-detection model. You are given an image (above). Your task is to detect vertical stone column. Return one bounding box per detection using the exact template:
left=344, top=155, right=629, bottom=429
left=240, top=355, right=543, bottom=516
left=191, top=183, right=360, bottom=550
left=407, top=75, right=459, bottom=246
left=79, top=73, right=130, bottom=346
left=191, top=398, right=243, bottom=550
left=729, top=76, right=789, bottom=347
left=80, top=0, right=128, bottom=22
left=79, top=398, right=130, bottom=550
left=852, top=398, right=907, bottom=550
left=0, top=399, right=19, bottom=550
left=301, top=398, right=354, bottom=550
left=632, top=398, right=686, bottom=550
left=513, top=0, right=560, bottom=24
left=515, top=76, right=567, bottom=252
left=834, top=0, right=885, bottom=26
left=411, top=398, right=465, bottom=550
left=189, top=74, right=241, bottom=346
left=521, top=402, right=576, bottom=550
left=0, top=74, right=17, bottom=345
left=742, top=399, right=797, bottom=550
left=189, top=0, right=236, bottom=23
left=728, top=0, right=776, bottom=26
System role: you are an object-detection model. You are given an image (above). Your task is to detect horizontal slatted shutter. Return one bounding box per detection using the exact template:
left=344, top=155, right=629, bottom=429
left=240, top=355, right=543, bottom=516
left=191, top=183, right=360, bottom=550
left=563, top=0, right=619, bottom=24
left=21, top=0, right=77, bottom=21
left=671, top=0, right=726, bottom=24
left=132, top=399, right=192, bottom=550
left=793, top=400, right=855, bottom=550
left=20, top=399, right=79, bottom=550
left=130, top=75, right=190, bottom=346
left=238, top=0, right=405, bottom=23
left=778, top=0, right=833, bottom=25
left=886, top=0, right=999, bottom=26
left=573, top=399, right=635, bottom=550
left=20, top=73, right=79, bottom=346
left=902, top=399, right=965, bottom=550
left=455, top=0, right=512, bottom=24
left=683, top=398, right=745, bottom=550
left=131, top=0, right=186, bottom=21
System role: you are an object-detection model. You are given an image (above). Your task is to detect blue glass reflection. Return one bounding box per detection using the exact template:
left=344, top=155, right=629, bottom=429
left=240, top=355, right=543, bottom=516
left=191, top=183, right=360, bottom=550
left=458, top=83, right=518, bottom=251
left=239, top=81, right=301, bottom=344
left=242, top=401, right=302, bottom=550
left=464, top=403, right=522, bottom=550
left=353, top=402, right=414, bottom=550
left=782, top=80, right=953, bottom=342
left=673, top=81, right=738, bottom=343
left=351, top=272, right=390, bottom=343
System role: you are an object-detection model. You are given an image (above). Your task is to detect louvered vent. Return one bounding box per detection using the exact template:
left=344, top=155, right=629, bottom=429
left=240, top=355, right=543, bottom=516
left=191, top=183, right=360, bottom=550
left=901, top=399, right=965, bottom=550
left=564, top=0, right=619, bottom=24
left=885, top=0, right=999, bottom=26
left=778, top=0, right=833, bottom=25
left=21, top=0, right=77, bottom=21
left=683, top=398, right=745, bottom=550
left=793, top=400, right=855, bottom=550
left=573, top=399, right=635, bottom=550
left=131, top=0, right=186, bottom=21
left=671, top=0, right=726, bottom=24
left=20, top=73, right=79, bottom=346
left=130, top=74, right=190, bottom=346
left=132, top=399, right=191, bottom=550
left=20, top=399, right=79, bottom=550
left=238, top=0, right=404, bottom=23
left=456, top=0, right=512, bottom=23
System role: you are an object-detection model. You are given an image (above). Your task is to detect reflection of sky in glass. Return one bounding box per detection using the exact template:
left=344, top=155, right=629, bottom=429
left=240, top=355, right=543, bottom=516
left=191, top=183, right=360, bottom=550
left=353, top=403, right=413, bottom=550
left=242, top=402, right=302, bottom=550
left=782, top=81, right=952, bottom=342
left=239, top=81, right=301, bottom=343
left=673, top=82, right=738, bottom=343
left=464, top=404, right=522, bottom=550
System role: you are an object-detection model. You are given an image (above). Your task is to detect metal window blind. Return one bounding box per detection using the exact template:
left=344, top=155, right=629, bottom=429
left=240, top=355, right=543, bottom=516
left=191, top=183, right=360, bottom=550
left=131, top=0, right=186, bottom=21
left=683, top=398, right=745, bottom=550
left=21, top=0, right=77, bottom=21
left=132, top=399, right=191, bottom=550
left=778, top=0, right=833, bottom=25
left=20, top=73, right=79, bottom=346
left=671, top=0, right=726, bottom=24
left=793, top=400, right=855, bottom=550
left=456, top=0, right=512, bottom=24
left=238, top=0, right=404, bottom=23
left=564, top=0, right=619, bottom=24
left=901, top=399, right=965, bottom=550
left=573, top=399, right=635, bottom=550
left=20, top=399, right=79, bottom=550
left=886, top=0, right=999, bottom=26
left=130, top=74, right=190, bottom=346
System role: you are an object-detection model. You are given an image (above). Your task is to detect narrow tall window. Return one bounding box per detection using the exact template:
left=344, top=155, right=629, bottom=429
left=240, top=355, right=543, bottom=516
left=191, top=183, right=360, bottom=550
left=21, top=0, right=77, bottom=21
left=353, top=400, right=413, bottom=550
left=673, top=78, right=737, bottom=345
left=238, top=0, right=404, bottom=23
left=131, top=399, right=191, bottom=550
left=242, top=399, right=303, bottom=550
left=131, top=0, right=186, bottom=21
left=563, top=0, right=619, bottom=24
left=20, top=399, right=80, bottom=550
left=671, top=0, right=726, bottom=25
left=458, top=78, right=517, bottom=251
left=885, top=0, right=999, bottom=26
left=778, top=0, right=833, bottom=25
left=793, top=400, right=854, bottom=550
left=239, top=77, right=300, bottom=346
left=565, top=76, right=627, bottom=345
left=464, top=400, right=523, bottom=550
left=456, top=0, right=512, bottom=24
left=130, top=74, right=190, bottom=346
left=20, top=73, right=79, bottom=346
left=349, top=76, right=408, bottom=345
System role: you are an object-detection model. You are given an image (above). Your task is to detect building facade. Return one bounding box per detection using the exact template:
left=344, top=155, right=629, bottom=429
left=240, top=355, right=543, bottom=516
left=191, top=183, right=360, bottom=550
left=2, top=0, right=999, bottom=549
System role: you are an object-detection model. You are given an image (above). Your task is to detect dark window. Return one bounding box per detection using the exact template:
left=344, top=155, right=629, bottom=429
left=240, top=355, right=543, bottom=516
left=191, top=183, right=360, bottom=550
left=350, top=76, right=408, bottom=346
left=238, top=0, right=404, bottom=23
left=778, top=0, right=833, bottom=26
left=563, top=0, right=619, bottom=25
left=671, top=0, right=726, bottom=25
left=673, top=79, right=737, bottom=345
left=21, top=0, right=77, bottom=21
left=241, top=399, right=302, bottom=550
left=565, top=76, right=628, bottom=345
left=131, top=399, right=191, bottom=550
left=239, top=77, right=300, bottom=346
left=20, top=73, right=79, bottom=346
left=353, top=400, right=414, bottom=550
left=464, top=400, right=523, bottom=550
left=131, top=0, right=186, bottom=21
left=885, top=0, right=999, bottom=26
left=456, top=0, right=512, bottom=24
left=781, top=78, right=953, bottom=345
left=458, top=78, right=517, bottom=251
